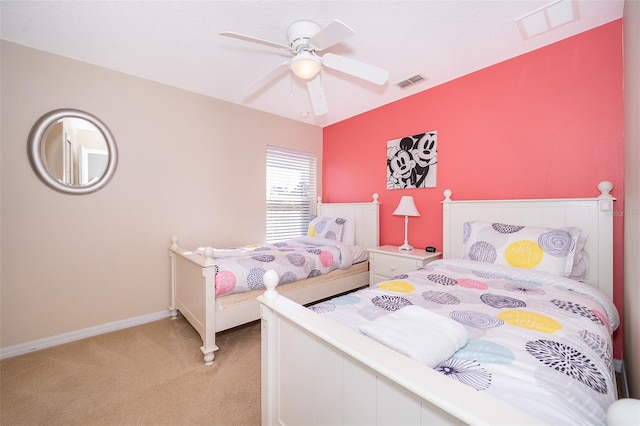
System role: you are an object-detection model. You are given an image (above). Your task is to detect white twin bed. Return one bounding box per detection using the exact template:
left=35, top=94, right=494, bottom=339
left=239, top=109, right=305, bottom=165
left=168, top=194, right=380, bottom=364
left=258, top=181, right=619, bottom=425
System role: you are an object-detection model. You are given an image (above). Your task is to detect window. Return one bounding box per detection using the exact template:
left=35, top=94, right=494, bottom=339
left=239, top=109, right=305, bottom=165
left=266, top=146, right=317, bottom=242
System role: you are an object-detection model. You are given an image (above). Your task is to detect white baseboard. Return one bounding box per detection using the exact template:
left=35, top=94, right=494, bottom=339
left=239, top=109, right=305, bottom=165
left=0, top=310, right=171, bottom=360
left=614, top=358, right=630, bottom=398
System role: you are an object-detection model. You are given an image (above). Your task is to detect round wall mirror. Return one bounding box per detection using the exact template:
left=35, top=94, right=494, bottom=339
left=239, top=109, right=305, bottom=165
left=28, top=109, right=118, bottom=194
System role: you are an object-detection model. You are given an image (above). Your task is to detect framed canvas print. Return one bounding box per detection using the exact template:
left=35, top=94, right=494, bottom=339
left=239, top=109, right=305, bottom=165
left=387, top=131, right=437, bottom=189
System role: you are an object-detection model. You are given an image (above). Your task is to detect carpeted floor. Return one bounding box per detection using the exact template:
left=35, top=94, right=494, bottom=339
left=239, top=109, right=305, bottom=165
left=0, top=316, right=261, bottom=425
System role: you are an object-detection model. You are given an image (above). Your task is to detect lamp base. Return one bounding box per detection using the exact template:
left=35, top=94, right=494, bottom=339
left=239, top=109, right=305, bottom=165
left=398, top=243, right=413, bottom=251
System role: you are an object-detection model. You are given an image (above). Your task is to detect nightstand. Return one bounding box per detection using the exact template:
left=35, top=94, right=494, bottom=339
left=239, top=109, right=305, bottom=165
left=367, top=245, right=442, bottom=285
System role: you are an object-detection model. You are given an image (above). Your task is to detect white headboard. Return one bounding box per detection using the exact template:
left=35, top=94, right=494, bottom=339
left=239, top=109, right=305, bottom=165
left=318, top=194, right=380, bottom=250
left=442, top=181, right=615, bottom=300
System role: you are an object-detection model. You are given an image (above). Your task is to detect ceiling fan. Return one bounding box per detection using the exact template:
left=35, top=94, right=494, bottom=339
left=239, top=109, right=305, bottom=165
left=220, top=20, right=390, bottom=116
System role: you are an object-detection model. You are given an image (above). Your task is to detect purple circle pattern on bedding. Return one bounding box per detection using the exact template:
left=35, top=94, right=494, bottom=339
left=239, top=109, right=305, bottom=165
left=480, top=293, right=527, bottom=309
left=525, top=339, right=608, bottom=394
left=468, top=241, right=498, bottom=263
left=449, top=310, right=504, bottom=329
left=247, top=268, right=267, bottom=290
left=538, top=230, right=576, bottom=257
left=371, top=295, right=412, bottom=311
left=551, top=299, right=605, bottom=326
left=435, top=358, right=491, bottom=391
left=426, top=273, right=457, bottom=286
left=307, top=269, right=322, bottom=278
left=252, top=254, right=276, bottom=263
left=284, top=252, right=306, bottom=267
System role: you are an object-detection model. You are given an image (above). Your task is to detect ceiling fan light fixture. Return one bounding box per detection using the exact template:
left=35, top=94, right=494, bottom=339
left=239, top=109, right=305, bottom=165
left=291, top=52, right=321, bottom=80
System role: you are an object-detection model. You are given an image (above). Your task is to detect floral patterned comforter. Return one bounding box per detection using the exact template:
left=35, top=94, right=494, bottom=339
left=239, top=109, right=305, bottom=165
left=200, top=236, right=354, bottom=296
left=309, top=258, right=620, bottom=425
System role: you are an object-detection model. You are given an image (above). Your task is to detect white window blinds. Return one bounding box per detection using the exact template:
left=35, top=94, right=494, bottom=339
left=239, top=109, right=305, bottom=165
left=266, top=146, right=317, bottom=242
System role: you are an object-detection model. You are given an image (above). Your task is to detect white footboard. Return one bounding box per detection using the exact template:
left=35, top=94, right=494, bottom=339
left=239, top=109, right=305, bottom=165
left=258, top=283, right=545, bottom=426
left=169, top=239, right=218, bottom=365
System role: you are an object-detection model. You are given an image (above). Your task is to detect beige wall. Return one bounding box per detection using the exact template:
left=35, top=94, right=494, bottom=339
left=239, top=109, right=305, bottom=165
left=623, top=0, right=640, bottom=398
left=0, top=41, right=322, bottom=349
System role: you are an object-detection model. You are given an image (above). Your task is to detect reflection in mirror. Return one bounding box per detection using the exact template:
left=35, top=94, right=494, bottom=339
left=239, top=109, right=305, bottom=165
left=42, top=117, right=109, bottom=186
left=28, top=109, right=117, bottom=194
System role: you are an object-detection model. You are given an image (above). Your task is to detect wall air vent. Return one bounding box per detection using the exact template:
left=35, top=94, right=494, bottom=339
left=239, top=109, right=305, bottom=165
left=397, top=74, right=426, bottom=88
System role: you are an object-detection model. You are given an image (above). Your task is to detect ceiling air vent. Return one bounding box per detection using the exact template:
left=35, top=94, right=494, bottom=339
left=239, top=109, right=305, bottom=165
left=397, top=74, right=426, bottom=88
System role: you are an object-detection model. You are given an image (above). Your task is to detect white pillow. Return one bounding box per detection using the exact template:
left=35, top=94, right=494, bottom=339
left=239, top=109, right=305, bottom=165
left=341, top=215, right=356, bottom=245
left=462, top=221, right=584, bottom=277
left=307, top=216, right=345, bottom=241
left=568, top=231, right=590, bottom=282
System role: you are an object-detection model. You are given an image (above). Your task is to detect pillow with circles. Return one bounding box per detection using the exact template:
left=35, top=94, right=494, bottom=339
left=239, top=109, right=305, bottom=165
left=307, top=216, right=346, bottom=241
left=462, top=221, right=584, bottom=277
left=567, top=229, right=589, bottom=282
left=341, top=215, right=356, bottom=245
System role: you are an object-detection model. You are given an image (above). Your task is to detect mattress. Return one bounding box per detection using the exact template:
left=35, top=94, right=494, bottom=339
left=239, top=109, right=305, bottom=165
left=195, top=237, right=364, bottom=297
left=218, top=260, right=369, bottom=311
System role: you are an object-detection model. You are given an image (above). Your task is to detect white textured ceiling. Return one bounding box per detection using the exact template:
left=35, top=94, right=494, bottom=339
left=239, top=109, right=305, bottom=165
left=0, top=0, right=624, bottom=127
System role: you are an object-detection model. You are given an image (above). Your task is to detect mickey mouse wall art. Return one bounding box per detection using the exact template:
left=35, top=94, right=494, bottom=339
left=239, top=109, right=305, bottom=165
left=387, top=131, right=437, bottom=189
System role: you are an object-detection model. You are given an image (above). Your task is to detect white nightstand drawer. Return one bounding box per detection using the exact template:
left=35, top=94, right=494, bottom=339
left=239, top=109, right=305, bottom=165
left=372, top=255, right=417, bottom=277
left=367, top=245, right=442, bottom=285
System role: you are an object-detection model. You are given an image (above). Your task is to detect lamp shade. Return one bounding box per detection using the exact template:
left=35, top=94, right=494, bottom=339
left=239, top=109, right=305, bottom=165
left=291, top=52, right=321, bottom=80
left=393, top=196, right=420, bottom=217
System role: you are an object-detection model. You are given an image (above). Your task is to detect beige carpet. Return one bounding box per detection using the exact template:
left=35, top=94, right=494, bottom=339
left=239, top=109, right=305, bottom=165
left=0, top=316, right=261, bottom=425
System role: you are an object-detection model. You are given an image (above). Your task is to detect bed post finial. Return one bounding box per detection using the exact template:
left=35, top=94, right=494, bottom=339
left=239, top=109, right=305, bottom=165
left=263, top=270, right=279, bottom=299
left=372, top=193, right=379, bottom=203
left=442, top=190, right=453, bottom=258
left=202, top=247, right=215, bottom=266
left=598, top=181, right=614, bottom=198
left=597, top=181, right=616, bottom=215
left=171, top=236, right=178, bottom=249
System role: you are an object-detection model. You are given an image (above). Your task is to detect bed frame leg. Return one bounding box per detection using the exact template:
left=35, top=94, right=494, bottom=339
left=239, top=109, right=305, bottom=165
left=169, top=308, right=178, bottom=319
left=202, top=347, right=215, bottom=365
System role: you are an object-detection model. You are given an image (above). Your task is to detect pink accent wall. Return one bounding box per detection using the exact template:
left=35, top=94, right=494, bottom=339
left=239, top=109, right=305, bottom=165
left=323, top=20, right=624, bottom=356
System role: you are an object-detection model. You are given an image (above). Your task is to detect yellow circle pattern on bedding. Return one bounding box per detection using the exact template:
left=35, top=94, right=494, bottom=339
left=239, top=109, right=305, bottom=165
left=504, top=240, right=544, bottom=269
left=378, top=280, right=415, bottom=293
left=498, top=309, right=562, bottom=333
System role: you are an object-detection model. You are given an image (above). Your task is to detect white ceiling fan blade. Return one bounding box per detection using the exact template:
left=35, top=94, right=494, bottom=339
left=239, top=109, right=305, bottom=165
left=220, top=31, right=293, bottom=52
left=242, top=61, right=290, bottom=96
left=322, top=53, right=389, bottom=85
left=308, top=20, right=355, bottom=51
left=306, top=76, right=328, bottom=116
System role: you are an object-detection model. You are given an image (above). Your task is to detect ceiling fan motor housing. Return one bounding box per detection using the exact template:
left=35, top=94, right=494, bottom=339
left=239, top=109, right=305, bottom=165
left=287, top=20, right=321, bottom=52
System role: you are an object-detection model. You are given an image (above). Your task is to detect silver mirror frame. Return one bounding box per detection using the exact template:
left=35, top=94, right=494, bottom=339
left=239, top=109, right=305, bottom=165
left=28, top=109, right=118, bottom=195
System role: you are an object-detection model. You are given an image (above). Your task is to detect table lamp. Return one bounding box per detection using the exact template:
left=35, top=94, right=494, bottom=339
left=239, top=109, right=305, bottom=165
left=392, top=195, right=420, bottom=251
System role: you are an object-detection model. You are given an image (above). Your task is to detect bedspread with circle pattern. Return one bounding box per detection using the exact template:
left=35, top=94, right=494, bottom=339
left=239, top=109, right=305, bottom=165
left=310, top=258, right=619, bottom=426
